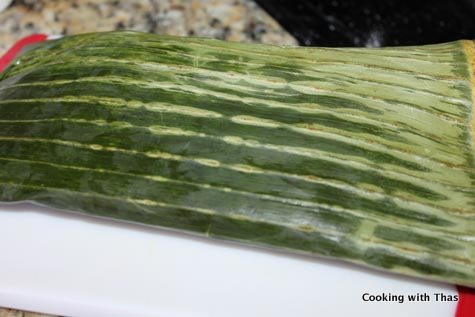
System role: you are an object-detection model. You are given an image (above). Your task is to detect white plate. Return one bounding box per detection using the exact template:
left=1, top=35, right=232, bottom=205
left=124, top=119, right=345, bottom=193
left=0, top=203, right=458, bottom=317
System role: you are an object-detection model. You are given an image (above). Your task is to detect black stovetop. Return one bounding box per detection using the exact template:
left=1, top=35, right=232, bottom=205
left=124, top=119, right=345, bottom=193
left=255, top=0, right=475, bottom=47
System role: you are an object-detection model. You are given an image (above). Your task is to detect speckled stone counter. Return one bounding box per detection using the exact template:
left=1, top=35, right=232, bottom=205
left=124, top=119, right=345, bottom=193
left=0, top=0, right=296, bottom=316
left=0, top=0, right=297, bottom=55
left=0, top=308, right=55, bottom=317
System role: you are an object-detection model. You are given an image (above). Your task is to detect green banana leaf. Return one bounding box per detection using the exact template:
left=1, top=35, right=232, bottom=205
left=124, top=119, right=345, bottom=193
left=0, top=31, right=473, bottom=287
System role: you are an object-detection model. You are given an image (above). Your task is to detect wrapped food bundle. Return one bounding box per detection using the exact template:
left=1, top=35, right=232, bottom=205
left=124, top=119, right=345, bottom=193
left=0, top=31, right=473, bottom=287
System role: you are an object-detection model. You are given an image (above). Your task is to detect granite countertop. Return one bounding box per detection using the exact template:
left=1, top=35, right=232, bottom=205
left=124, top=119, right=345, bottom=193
left=0, top=308, right=56, bottom=317
left=0, top=0, right=296, bottom=316
left=0, top=0, right=297, bottom=55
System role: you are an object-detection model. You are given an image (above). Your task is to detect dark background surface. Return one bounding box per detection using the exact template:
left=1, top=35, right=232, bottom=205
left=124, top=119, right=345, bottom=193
left=255, top=0, right=475, bottom=47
